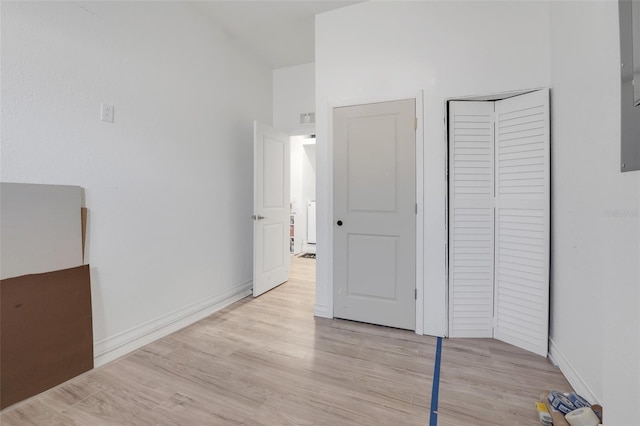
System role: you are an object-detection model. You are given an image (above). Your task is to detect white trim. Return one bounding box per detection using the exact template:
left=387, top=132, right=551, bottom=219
left=324, top=101, right=336, bottom=320
left=314, top=304, right=331, bottom=318
left=289, top=124, right=316, bottom=137
left=443, top=98, right=450, bottom=338
left=94, top=280, right=252, bottom=367
left=415, top=91, right=425, bottom=335
left=329, top=92, right=423, bottom=109
left=445, top=86, right=546, bottom=102
left=324, top=90, right=426, bottom=334
left=549, top=338, right=602, bottom=404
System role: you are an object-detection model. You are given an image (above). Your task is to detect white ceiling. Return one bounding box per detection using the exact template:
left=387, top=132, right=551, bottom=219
left=190, top=1, right=361, bottom=69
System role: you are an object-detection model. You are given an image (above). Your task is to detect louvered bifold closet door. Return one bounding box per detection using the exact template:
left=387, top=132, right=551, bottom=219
left=448, top=101, right=495, bottom=338
left=493, top=89, right=550, bottom=357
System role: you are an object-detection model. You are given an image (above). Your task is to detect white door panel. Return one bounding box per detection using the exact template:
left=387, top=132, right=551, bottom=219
left=253, top=122, right=290, bottom=297
left=494, top=89, right=550, bottom=357
left=334, top=99, right=416, bottom=330
left=448, top=101, right=495, bottom=338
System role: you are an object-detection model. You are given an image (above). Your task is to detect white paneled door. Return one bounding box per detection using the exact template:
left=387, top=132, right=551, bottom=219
left=448, top=89, right=550, bottom=356
left=333, top=99, right=416, bottom=330
left=253, top=121, right=290, bottom=297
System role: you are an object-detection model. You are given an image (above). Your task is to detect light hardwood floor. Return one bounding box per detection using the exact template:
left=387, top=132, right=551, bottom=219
left=1, top=257, right=571, bottom=425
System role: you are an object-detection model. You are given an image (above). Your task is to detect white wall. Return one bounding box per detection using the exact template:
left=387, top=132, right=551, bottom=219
left=273, top=62, right=315, bottom=135
left=1, top=2, right=272, bottom=364
left=549, top=2, right=640, bottom=423
left=315, top=1, right=551, bottom=334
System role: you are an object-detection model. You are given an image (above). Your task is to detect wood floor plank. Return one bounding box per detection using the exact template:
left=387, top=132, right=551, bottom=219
left=0, top=256, right=572, bottom=425
left=438, top=337, right=572, bottom=426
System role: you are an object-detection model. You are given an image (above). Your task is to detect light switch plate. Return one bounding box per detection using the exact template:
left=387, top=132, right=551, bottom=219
left=101, top=103, right=114, bottom=123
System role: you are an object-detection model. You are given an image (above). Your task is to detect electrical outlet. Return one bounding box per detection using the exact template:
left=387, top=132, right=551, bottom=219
left=101, top=103, right=114, bottom=123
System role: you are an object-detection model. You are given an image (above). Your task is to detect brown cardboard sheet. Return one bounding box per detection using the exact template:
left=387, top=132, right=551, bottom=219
left=0, top=265, right=93, bottom=409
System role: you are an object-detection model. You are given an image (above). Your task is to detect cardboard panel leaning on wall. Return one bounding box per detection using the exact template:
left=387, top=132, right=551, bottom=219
left=0, top=183, right=83, bottom=279
left=1, top=265, right=93, bottom=409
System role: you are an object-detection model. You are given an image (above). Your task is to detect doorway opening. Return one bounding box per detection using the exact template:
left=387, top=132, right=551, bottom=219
left=289, top=134, right=316, bottom=260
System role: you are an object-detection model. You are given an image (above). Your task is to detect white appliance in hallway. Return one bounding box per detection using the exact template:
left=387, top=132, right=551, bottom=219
left=307, top=201, right=316, bottom=244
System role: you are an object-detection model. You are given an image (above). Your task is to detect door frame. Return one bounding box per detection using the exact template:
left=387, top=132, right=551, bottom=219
left=324, top=91, right=425, bottom=334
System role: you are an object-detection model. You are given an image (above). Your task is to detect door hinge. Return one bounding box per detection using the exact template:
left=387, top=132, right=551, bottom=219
left=415, top=289, right=417, bottom=300
left=416, top=203, right=418, bottom=214
left=414, top=117, right=418, bottom=130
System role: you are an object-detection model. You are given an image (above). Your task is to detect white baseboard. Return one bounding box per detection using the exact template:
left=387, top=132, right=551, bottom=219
left=548, top=338, right=602, bottom=404
left=314, top=304, right=331, bottom=318
left=94, top=280, right=252, bottom=367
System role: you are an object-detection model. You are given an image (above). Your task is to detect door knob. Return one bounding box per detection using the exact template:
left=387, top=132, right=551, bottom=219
left=337, top=220, right=343, bottom=226
left=252, top=215, right=266, bottom=220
